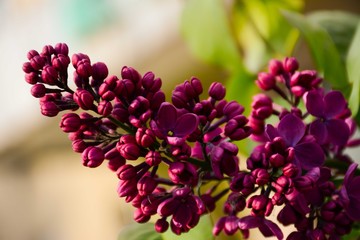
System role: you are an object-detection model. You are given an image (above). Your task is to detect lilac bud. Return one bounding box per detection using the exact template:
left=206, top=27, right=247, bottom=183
left=91, top=62, right=108, bottom=81
left=82, top=146, right=104, bottom=168
left=73, top=89, right=95, bottom=110
left=133, top=208, right=150, bottom=223
left=76, top=59, right=92, bottom=78
left=247, top=195, right=273, bottom=217
left=251, top=94, right=273, bottom=119
left=41, top=65, right=58, bottom=85
left=168, top=162, right=198, bottom=186
left=121, top=66, right=141, bottom=84
left=118, top=178, right=138, bottom=198
left=52, top=54, right=70, bottom=71
left=145, top=151, right=162, bottom=166
left=40, top=101, right=59, bottom=117
left=30, top=55, right=45, bottom=70
left=224, top=115, right=251, bottom=140
left=283, top=57, right=299, bottom=73
left=155, top=218, right=169, bottom=233
left=31, top=84, right=46, bottom=98
left=142, top=72, right=162, bottom=92
left=71, top=53, right=90, bottom=67
left=22, top=62, right=35, bottom=74
left=97, top=100, right=113, bottom=116
left=54, top=43, right=69, bottom=56
left=224, top=192, right=246, bottom=214
left=41, top=45, right=55, bottom=57
left=27, top=49, right=39, bottom=60
left=209, top=82, right=226, bottom=100
left=171, top=90, right=188, bottom=108
left=137, top=175, right=157, bottom=196
left=136, top=127, right=155, bottom=148
left=283, top=163, right=299, bottom=178
left=72, top=139, right=87, bottom=153
left=223, top=101, right=244, bottom=119
left=117, top=135, right=141, bottom=160
left=272, top=176, right=292, bottom=194
left=60, top=113, right=82, bottom=132
left=256, top=72, right=276, bottom=90
left=191, top=77, right=203, bottom=95
left=269, top=153, right=285, bottom=168
left=268, top=59, right=284, bottom=75
left=105, top=148, right=125, bottom=171
left=251, top=168, right=270, bottom=185
left=25, top=72, right=40, bottom=84
left=117, top=164, right=137, bottom=180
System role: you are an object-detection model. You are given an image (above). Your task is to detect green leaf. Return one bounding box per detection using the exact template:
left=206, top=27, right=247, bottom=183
left=118, top=223, right=163, bottom=240
left=308, top=11, right=360, bottom=62
left=282, top=10, right=350, bottom=93
left=181, top=0, right=244, bottom=73
left=347, top=22, right=360, bottom=117
left=161, top=216, right=214, bottom=240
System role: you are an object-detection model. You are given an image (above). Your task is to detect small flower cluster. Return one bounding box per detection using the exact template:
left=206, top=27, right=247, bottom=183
left=22, top=44, right=360, bottom=239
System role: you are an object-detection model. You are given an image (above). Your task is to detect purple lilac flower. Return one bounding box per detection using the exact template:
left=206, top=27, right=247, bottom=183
left=265, top=113, right=325, bottom=170
left=305, top=90, right=350, bottom=146
left=150, top=102, right=199, bottom=146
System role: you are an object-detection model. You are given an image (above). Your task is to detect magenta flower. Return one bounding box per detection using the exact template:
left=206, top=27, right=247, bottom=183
left=339, top=163, right=360, bottom=221
left=305, top=90, right=350, bottom=146
left=151, top=102, right=199, bottom=146
left=238, top=216, right=283, bottom=240
left=266, top=114, right=324, bottom=170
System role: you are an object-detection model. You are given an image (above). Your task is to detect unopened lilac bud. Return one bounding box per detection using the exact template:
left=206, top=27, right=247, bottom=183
left=270, top=153, right=285, bottom=168
left=60, top=113, right=82, bottom=132
left=209, top=82, right=226, bottom=100
left=283, top=57, right=299, bottom=73
left=117, top=135, right=141, bottom=160
left=54, top=43, right=69, bottom=56
left=168, top=162, right=198, bottom=186
left=223, top=101, right=244, bottom=119
left=31, top=84, right=46, bottom=98
left=155, top=218, right=169, bottom=233
left=247, top=195, right=273, bottom=217
left=76, top=59, right=92, bottom=78
left=251, top=94, right=273, bottom=119
left=121, top=66, right=141, bottom=85
left=30, top=55, right=45, bottom=70
left=71, top=53, right=89, bottom=67
left=73, top=89, right=95, bottom=110
left=136, top=127, right=155, bottom=148
left=41, top=45, right=55, bottom=56
left=256, top=72, right=276, bottom=90
left=25, top=72, right=40, bottom=84
left=272, top=176, right=291, bottom=193
left=52, top=54, right=70, bottom=71
left=190, top=77, right=203, bottom=95
left=41, top=65, right=58, bottom=85
left=40, top=101, right=59, bottom=117
left=133, top=208, right=151, bottom=223
left=224, top=115, right=251, bottom=140
left=283, top=163, right=299, bottom=178
left=27, top=49, right=39, bottom=60
left=72, top=139, right=87, bottom=153
left=82, top=146, right=104, bottom=168
left=142, top=72, right=161, bottom=92
left=92, top=62, right=108, bottom=81
left=137, top=175, right=157, bottom=196
left=145, top=151, right=162, bottom=166
left=22, top=62, right=35, bottom=74
left=97, top=100, right=113, bottom=116
left=118, top=178, right=138, bottom=198
left=268, top=59, right=284, bottom=75
left=117, top=164, right=137, bottom=180
left=251, top=169, right=270, bottom=185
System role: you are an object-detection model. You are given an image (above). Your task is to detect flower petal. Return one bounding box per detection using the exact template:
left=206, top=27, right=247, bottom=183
left=172, top=206, right=192, bottom=228
left=344, top=163, right=358, bottom=186
left=265, top=124, right=279, bottom=141
left=238, top=216, right=262, bottom=230
left=157, top=102, right=177, bottom=131
left=309, top=119, right=327, bottom=145
left=278, top=114, right=305, bottom=146
left=324, top=90, right=347, bottom=118
left=294, top=142, right=324, bottom=170
left=326, top=119, right=350, bottom=146
left=263, top=218, right=283, bottom=240
left=173, top=113, right=199, bottom=137
left=305, top=90, right=325, bottom=117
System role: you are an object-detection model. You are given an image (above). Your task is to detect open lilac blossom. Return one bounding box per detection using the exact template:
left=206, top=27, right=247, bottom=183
left=265, top=113, right=325, bottom=170
left=339, top=163, right=360, bottom=221
left=150, top=102, right=199, bottom=146
left=305, top=90, right=350, bottom=146
left=22, top=44, right=360, bottom=239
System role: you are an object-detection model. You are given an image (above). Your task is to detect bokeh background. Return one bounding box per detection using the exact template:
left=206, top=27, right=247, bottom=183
left=1, top=0, right=360, bottom=240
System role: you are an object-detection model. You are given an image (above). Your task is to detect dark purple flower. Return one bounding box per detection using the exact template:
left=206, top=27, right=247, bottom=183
left=81, top=146, right=104, bottom=168
left=213, top=215, right=240, bottom=236
left=168, top=162, right=198, bottom=186
left=60, top=113, right=82, bottom=132
left=265, top=114, right=324, bottom=170
left=305, top=90, right=350, bottom=146
left=238, top=216, right=283, bottom=240
left=150, top=102, right=199, bottom=146
left=339, top=163, right=360, bottom=221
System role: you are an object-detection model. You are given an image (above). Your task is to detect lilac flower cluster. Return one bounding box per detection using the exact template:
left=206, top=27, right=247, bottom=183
left=22, top=44, right=360, bottom=239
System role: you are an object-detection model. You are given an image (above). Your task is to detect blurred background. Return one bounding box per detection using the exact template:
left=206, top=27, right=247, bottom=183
left=0, top=0, right=360, bottom=240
